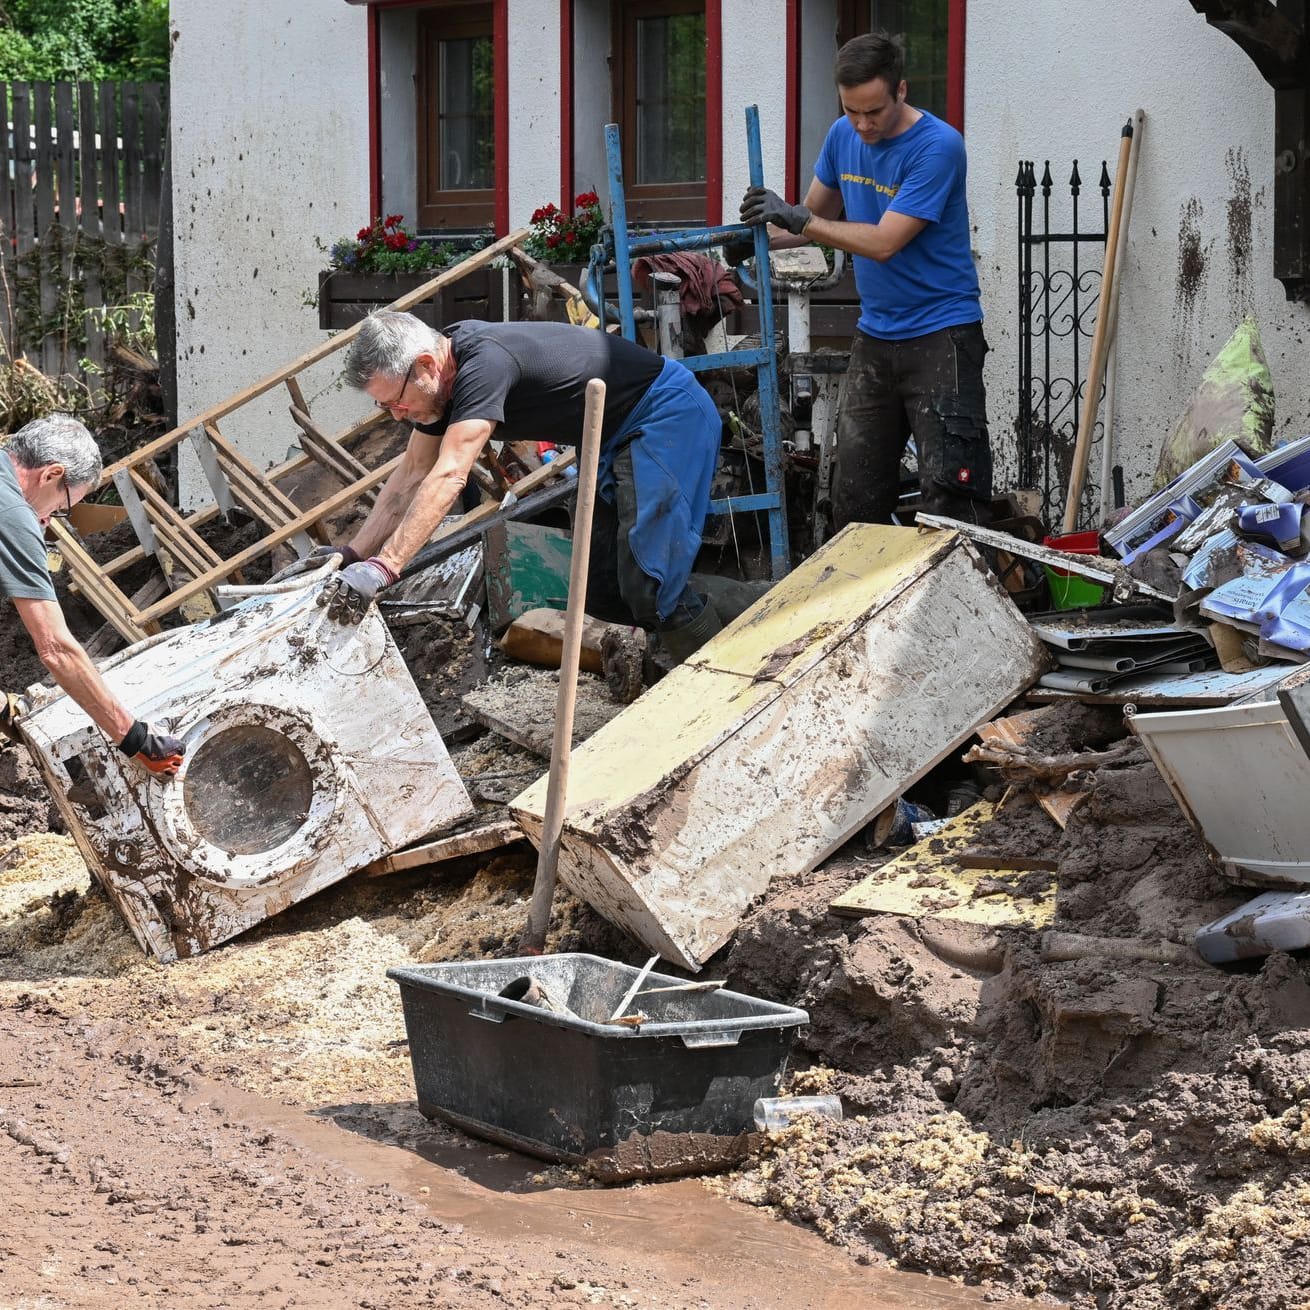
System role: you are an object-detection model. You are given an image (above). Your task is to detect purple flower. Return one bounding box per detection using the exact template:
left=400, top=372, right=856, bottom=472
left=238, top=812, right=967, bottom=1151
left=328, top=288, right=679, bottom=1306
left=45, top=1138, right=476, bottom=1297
left=407, top=239, right=418, bottom=252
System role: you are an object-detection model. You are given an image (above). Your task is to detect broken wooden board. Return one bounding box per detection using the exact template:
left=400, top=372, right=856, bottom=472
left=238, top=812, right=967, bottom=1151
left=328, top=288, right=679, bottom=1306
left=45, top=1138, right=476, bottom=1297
left=360, top=820, right=523, bottom=877
left=511, top=524, right=1051, bottom=972
left=829, top=802, right=1058, bottom=930
left=977, top=709, right=1087, bottom=830
left=915, top=513, right=1175, bottom=602
left=462, top=668, right=624, bottom=758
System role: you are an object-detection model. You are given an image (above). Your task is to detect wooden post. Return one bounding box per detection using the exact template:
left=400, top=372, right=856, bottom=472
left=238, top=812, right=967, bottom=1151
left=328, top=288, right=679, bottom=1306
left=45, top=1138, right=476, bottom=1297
left=1062, top=119, right=1134, bottom=534
left=519, top=378, right=605, bottom=954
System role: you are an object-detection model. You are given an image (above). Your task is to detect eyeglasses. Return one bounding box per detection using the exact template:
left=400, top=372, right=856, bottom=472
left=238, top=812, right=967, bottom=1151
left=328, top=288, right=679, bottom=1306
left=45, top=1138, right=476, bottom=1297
left=376, top=360, right=416, bottom=414
left=49, top=476, right=73, bottom=521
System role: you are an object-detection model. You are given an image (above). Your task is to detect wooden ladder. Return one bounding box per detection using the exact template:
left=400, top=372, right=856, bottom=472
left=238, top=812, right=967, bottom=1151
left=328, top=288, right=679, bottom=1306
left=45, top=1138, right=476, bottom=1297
left=57, top=230, right=528, bottom=644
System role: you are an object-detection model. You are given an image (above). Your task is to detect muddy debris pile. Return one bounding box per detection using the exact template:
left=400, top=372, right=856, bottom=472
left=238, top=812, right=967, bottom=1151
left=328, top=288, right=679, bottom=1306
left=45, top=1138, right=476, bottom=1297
left=718, top=697, right=1310, bottom=1308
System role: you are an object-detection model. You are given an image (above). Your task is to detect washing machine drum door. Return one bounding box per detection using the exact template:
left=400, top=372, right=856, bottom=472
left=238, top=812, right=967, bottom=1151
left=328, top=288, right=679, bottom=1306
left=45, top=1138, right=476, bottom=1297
left=152, top=702, right=343, bottom=887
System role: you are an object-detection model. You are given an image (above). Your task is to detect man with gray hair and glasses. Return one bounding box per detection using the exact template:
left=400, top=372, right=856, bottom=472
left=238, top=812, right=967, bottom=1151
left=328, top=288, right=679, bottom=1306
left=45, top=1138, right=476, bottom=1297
left=322, top=311, right=727, bottom=663
left=0, top=414, right=185, bottom=774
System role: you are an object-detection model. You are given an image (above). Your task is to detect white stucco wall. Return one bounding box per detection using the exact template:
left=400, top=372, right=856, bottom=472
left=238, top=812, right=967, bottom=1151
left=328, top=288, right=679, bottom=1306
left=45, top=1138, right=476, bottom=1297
left=170, top=0, right=370, bottom=505
left=721, top=5, right=788, bottom=210
left=378, top=6, right=419, bottom=224
left=506, top=0, right=563, bottom=225
left=572, top=0, right=612, bottom=203
left=967, top=0, right=1304, bottom=516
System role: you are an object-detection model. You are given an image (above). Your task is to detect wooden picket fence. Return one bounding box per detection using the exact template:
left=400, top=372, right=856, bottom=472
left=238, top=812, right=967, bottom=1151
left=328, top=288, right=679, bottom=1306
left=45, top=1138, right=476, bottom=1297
left=0, top=80, right=167, bottom=380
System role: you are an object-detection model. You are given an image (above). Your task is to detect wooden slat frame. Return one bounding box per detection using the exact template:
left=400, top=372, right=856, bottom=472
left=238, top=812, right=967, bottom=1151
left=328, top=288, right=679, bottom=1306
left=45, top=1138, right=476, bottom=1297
left=66, top=233, right=529, bottom=636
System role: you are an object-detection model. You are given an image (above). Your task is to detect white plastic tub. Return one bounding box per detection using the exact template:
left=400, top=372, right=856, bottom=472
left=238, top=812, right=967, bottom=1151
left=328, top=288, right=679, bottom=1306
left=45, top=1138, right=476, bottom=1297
left=1131, top=698, right=1310, bottom=886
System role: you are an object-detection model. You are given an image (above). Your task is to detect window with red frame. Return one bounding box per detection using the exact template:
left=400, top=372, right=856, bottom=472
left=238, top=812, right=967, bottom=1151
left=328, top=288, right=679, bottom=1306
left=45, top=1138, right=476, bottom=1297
left=837, top=0, right=957, bottom=128
left=417, top=4, right=496, bottom=229
left=613, top=0, right=707, bottom=224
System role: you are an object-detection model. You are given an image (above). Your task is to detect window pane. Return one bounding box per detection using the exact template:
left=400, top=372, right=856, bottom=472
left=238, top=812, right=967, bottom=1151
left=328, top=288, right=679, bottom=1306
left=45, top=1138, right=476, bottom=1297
left=868, top=1, right=948, bottom=121
left=439, top=34, right=494, bottom=190
left=635, top=13, right=705, bottom=185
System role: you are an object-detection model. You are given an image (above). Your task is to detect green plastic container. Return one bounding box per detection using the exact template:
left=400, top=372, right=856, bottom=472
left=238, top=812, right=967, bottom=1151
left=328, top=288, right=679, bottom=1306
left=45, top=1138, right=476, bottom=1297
left=1044, top=568, right=1107, bottom=609
left=1043, top=531, right=1107, bottom=610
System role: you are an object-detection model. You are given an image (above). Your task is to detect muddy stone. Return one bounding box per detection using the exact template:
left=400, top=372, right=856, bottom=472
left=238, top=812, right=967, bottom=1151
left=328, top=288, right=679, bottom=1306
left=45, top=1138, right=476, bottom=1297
left=0, top=743, right=60, bottom=841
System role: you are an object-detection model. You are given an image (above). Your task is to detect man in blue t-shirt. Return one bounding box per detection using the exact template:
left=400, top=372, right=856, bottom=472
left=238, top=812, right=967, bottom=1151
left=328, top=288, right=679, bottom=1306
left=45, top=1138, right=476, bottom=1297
left=736, top=30, right=992, bottom=529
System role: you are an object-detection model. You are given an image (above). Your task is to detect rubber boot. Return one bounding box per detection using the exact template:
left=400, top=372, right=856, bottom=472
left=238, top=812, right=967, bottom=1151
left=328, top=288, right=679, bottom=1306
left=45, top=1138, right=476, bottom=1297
left=654, top=600, right=723, bottom=666
left=688, top=572, right=773, bottom=626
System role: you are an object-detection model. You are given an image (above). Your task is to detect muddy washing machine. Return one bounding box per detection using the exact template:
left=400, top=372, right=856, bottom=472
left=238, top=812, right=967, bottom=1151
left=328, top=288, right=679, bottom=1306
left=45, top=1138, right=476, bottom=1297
left=20, top=575, right=475, bottom=961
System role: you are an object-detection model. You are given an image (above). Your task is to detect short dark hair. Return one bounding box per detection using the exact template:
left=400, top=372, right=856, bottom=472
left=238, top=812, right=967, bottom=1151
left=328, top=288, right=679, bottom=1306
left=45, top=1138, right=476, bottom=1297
left=834, top=31, right=905, bottom=91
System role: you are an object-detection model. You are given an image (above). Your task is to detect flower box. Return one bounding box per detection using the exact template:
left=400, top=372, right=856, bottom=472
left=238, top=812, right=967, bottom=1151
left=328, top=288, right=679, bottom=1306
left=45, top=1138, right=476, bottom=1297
left=317, top=266, right=506, bottom=331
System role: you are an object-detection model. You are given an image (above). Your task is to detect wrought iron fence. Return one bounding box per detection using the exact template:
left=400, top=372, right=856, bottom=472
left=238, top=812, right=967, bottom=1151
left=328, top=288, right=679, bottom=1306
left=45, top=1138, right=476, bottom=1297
left=1016, top=157, right=1110, bottom=530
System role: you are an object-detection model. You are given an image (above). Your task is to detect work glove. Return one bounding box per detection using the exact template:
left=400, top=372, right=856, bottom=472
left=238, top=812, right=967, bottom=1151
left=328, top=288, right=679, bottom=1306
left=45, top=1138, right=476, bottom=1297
left=267, top=543, right=359, bottom=585
left=118, top=720, right=186, bottom=776
left=317, top=556, right=398, bottom=625
left=0, top=691, right=26, bottom=745
left=720, top=236, right=755, bottom=268
left=740, top=186, right=812, bottom=237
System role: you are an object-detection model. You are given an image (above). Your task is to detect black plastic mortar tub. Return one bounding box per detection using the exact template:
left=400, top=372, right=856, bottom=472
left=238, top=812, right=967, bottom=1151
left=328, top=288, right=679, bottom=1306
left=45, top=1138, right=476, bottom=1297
left=387, top=953, right=809, bottom=1164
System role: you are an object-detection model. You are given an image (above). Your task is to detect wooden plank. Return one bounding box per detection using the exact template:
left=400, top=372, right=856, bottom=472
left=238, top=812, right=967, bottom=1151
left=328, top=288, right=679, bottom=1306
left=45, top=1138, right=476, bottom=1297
left=53, top=82, right=75, bottom=231
left=916, top=513, right=1175, bottom=603
left=204, top=421, right=305, bottom=522
left=96, top=410, right=392, bottom=580
left=359, top=820, right=524, bottom=877
left=829, top=802, right=1058, bottom=930
left=98, top=83, right=120, bottom=243
left=136, top=455, right=405, bottom=622
left=976, top=710, right=1085, bottom=831
left=47, top=520, right=155, bottom=643
left=32, top=81, right=53, bottom=237
left=11, top=83, right=32, bottom=252
left=81, top=574, right=169, bottom=660
left=120, top=81, right=142, bottom=239
left=140, top=82, right=162, bottom=234
left=101, top=229, right=529, bottom=480
left=284, top=375, right=309, bottom=414
left=76, top=81, right=98, bottom=237
left=288, top=405, right=369, bottom=482
left=128, top=468, right=226, bottom=578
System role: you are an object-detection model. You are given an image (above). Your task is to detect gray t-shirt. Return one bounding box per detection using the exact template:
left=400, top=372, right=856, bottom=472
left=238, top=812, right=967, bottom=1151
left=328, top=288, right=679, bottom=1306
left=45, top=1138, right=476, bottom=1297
left=0, top=452, right=56, bottom=602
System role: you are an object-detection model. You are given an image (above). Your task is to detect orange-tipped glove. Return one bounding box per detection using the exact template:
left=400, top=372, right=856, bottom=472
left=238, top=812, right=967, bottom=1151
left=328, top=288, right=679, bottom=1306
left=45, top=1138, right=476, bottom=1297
left=119, top=720, right=185, bottom=776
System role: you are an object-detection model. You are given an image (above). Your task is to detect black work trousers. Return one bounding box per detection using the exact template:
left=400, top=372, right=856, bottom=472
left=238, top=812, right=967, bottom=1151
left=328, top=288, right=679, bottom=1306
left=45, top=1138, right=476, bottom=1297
left=832, top=321, right=993, bottom=528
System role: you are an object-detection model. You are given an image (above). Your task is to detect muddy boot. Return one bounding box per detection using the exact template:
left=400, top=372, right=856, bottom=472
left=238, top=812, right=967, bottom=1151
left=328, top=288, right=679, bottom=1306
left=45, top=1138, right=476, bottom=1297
left=653, top=601, right=723, bottom=667
left=688, top=573, right=773, bottom=626
left=601, top=627, right=648, bottom=704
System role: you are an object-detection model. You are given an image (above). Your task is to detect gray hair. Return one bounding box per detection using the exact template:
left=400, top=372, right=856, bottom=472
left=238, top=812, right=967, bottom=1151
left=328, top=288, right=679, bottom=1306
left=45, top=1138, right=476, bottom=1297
left=342, top=311, right=446, bottom=390
left=7, top=413, right=103, bottom=489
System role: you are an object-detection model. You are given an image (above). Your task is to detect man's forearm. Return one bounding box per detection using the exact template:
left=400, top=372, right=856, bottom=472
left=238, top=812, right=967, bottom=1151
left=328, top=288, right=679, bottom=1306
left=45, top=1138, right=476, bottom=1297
left=39, top=641, right=135, bottom=744
left=376, top=469, right=467, bottom=574
left=348, top=462, right=422, bottom=557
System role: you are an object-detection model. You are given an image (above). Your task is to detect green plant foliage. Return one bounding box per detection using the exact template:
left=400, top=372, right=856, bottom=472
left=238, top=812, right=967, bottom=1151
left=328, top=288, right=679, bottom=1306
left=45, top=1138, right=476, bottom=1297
left=5, top=221, right=153, bottom=359
left=521, top=191, right=604, bottom=264
left=0, top=0, right=168, bottom=81
left=323, top=214, right=464, bottom=276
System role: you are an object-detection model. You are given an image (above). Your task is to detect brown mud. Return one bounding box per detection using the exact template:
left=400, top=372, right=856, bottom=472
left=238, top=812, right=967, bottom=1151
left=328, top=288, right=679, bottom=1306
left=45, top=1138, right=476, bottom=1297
left=4, top=586, right=1309, bottom=1307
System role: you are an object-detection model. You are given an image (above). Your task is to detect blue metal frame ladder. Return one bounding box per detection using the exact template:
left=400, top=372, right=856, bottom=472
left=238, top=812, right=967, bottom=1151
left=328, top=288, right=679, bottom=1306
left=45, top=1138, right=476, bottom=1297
left=588, top=104, right=791, bottom=580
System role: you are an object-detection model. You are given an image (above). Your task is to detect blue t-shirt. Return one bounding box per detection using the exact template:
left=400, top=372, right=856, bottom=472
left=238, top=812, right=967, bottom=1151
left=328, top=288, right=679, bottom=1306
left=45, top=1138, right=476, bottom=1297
left=815, top=111, right=981, bottom=340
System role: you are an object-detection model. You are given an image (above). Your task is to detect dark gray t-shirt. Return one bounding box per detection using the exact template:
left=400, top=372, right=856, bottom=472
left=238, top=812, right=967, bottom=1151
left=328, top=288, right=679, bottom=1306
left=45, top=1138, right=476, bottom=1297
left=413, top=320, right=664, bottom=446
left=0, top=452, right=56, bottom=602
